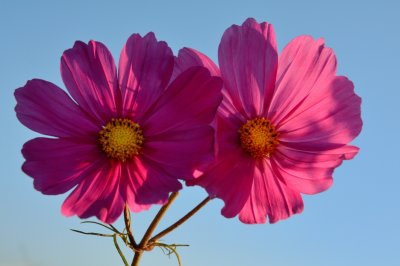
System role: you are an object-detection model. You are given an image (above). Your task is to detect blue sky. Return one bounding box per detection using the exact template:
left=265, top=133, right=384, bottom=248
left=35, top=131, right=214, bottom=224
left=0, top=0, right=399, bottom=265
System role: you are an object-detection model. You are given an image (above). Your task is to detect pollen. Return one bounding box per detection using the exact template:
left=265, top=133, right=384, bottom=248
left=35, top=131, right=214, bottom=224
left=98, top=118, right=144, bottom=162
left=238, top=117, right=279, bottom=158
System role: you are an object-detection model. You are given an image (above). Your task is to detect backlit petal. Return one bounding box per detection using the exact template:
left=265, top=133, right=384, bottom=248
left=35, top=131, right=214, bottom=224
left=239, top=160, right=304, bottom=224
left=61, top=40, right=119, bottom=124
left=118, top=33, right=174, bottom=120
left=15, top=79, right=98, bottom=138
left=219, top=18, right=278, bottom=118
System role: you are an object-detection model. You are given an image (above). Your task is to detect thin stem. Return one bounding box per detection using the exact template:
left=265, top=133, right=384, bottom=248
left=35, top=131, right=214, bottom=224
left=124, top=204, right=138, bottom=250
left=113, top=234, right=129, bottom=266
left=70, top=229, right=114, bottom=237
left=132, top=251, right=143, bottom=266
left=139, top=192, right=179, bottom=250
left=150, top=196, right=211, bottom=244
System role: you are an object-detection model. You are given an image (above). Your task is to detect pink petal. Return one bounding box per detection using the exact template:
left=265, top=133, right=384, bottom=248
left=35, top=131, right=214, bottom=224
left=269, top=36, right=337, bottom=125
left=172, top=47, right=220, bottom=80
left=61, top=161, right=125, bottom=224
left=218, top=18, right=278, bottom=118
left=121, top=157, right=182, bottom=209
left=277, top=76, right=362, bottom=148
left=22, top=137, right=103, bottom=195
left=238, top=160, right=304, bottom=224
left=142, top=67, right=222, bottom=135
left=187, top=151, right=255, bottom=218
left=271, top=154, right=333, bottom=195
left=118, top=32, right=174, bottom=120
left=142, top=126, right=215, bottom=180
left=270, top=144, right=358, bottom=194
left=214, top=114, right=243, bottom=156
left=61, top=40, right=119, bottom=124
left=15, top=79, right=99, bottom=138
left=277, top=144, right=359, bottom=168
left=173, top=48, right=246, bottom=122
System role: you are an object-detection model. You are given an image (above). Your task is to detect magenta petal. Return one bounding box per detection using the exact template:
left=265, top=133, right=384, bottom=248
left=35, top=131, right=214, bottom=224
left=218, top=18, right=278, bottom=118
left=142, top=67, right=222, bottom=135
left=172, top=47, right=220, bottom=80
left=15, top=79, right=98, bottom=138
left=142, top=126, right=215, bottom=179
left=121, top=157, right=182, bottom=209
left=61, top=40, right=119, bottom=124
left=278, top=76, right=362, bottom=148
left=214, top=114, right=243, bottom=155
left=269, top=36, right=338, bottom=125
left=270, top=144, right=357, bottom=194
left=188, top=151, right=255, bottom=218
left=118, top=33, right=174, bottom=120
left=277, top=144, right=359, bottom=167
left=22, top=137, right=102, bottom=195
left=271, top=154, right=333, bottom=195
left=61, top=162, right=124, bottom=224
left=239, top=160, right=304, bottom=224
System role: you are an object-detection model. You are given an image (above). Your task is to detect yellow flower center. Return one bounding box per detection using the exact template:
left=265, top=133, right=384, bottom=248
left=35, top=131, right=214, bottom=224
left=98, top=118, right=144, bottom=162
left=239, top=117, right=279, bottom=158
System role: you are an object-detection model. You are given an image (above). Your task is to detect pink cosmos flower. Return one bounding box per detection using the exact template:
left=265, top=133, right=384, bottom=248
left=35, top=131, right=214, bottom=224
left=176, top=18, right=362, bottom=224
left=15, top=33, right=222, bottom=224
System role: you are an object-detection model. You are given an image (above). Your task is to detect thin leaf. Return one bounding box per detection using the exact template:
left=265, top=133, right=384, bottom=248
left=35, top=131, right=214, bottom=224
left=81, top=221, right=120, bottom=234
left=155, top=243, right=188, bottom=266
left=70, top=229, right=114, bottom=237
left=108, top=224, right=121, bottom=234
left=113, top=234, right=129, bottom=266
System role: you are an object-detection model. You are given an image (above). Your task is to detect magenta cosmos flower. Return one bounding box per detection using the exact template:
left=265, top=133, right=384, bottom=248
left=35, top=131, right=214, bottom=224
left=15, top=33, right=222, bottom=224
left=175, top=18, right=362, bottom=224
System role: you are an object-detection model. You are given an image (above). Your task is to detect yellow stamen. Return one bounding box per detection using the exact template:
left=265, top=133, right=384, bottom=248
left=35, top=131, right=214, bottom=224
left=239, top=117, right=279, bottom=158
left=98, top=118, right=144, bottom=162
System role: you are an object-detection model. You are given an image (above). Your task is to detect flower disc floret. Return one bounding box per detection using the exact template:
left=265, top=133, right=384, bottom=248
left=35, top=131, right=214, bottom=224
left=99, top=118, right=144, bottom=162
left=239, top=117, right=279, bottom=158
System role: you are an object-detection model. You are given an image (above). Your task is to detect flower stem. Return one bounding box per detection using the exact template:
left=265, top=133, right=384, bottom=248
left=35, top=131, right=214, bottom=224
left=130, top=192, right=179, bottom=266
left=139, top=192, right=179, bottom=250
left=149, top=196, right=211, bottom=244
left=132, top=250, right=143, bottom=266
left=124, top=204, right=138, bottom=250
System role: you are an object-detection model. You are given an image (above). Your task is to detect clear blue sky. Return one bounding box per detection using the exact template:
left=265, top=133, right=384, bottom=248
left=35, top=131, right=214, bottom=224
left=0, top=0, right=398, bottom=265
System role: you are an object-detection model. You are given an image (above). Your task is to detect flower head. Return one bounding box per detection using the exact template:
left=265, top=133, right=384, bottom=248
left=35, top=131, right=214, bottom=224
left=15, top=33, right=222, bottom=223
left=177, top=18, right=362, bottom=224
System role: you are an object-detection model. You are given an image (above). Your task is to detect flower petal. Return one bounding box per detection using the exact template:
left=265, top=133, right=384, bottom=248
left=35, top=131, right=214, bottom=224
left=271, top=153, right=333, bottom=195
left=142, top=126, right=215, bottom=180
left=142, top=67, right=222, bottom=135
left=277, top=76, right=362, bottom=148
left=172, top=47, right=220, bottom=80
left=270, top=144, right=358, bottom=194
left=214, top=114, right=243, bottom=156
left=218, top=18, right=278, bottom=118
left=61, top=161, right=125, bottom=224
left=187, top=151, right=255, bottom=218
left=22, top=137, right=103, bottom=195
left=15, top=79, right=98, bottom=138
left=269, top=36, right=338, bottom=125
left=238, top=160, right=304, bottom=224
left=118, top=33, right=174, bottom=120
left=61, top=40, right=119, bottom=124
left=122, top=157, right=182, bottom=208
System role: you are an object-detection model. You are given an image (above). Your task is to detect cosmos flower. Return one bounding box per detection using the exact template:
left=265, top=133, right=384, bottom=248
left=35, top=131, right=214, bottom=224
left=15, top=33, right=222, bottom=223
left=176, top=18, right=362, bottom=224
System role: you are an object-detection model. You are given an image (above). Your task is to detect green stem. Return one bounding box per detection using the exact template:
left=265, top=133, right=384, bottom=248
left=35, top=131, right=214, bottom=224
left=113, top=234, right=129, bottom=266
left=124, top=204, right=138, bottom=250
left=149, top=196, right=211, bottom=244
